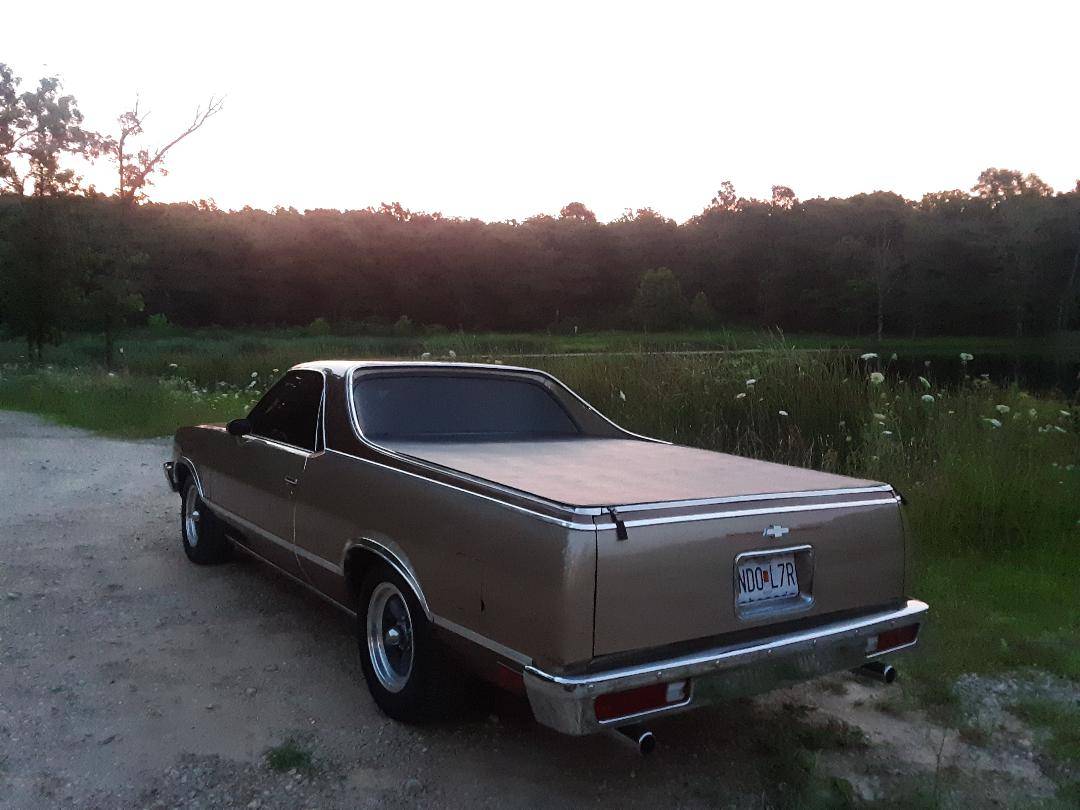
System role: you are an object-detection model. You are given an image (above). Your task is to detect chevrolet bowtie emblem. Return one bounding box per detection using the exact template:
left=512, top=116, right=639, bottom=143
left=762, top=524, right=790, bottom=539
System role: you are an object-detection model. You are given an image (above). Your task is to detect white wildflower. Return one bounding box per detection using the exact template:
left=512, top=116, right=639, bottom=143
left=959, top=352, right=973, bottom=362
left=778, top=410, right=789, bottom=417
left=735, top=392, right=747, bottom=400
left=272, top=368, right=279, bottom=373
left=1028, top=408, right=1038, bottom=419
left=1053, top=425, right=1067, bottom=434
left=859, top=353, right=878, bottom=361
left=250, top=371, right=258, bottom=378
left=918, top=376, right=931, bottom=389
left=921, top=394, right=935, bottom=403
left=882, top=430, right=893, bottom=437
left=995, top=404, right=1010, bottom=415
left=889, top=353, right=898, bottom=361
left=420, top=352, right=432, bottom=360
left=983, top=418, right=1002, bottom=428
left=168, top=362, right=178, bottom=369
left=1061, top=410, right=1072, bottom=417
left=869, top=372, right=885, bottom=385
left=448, top=350, right=457, bottom=359
left=745, top=378, right=757, bottom=386
left=618, top=390, right=626, bottom=401
left=873, top=413, right=887, bottom=421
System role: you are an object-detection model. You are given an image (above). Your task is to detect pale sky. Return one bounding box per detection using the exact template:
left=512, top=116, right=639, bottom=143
left=5, top=0, right=1077, bottom=222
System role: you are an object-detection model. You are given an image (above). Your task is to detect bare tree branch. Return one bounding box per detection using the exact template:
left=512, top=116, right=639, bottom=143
left=117, top=95, right=223, bottom=204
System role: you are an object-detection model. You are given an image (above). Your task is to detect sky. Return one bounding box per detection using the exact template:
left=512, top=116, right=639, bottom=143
left=4, top=0, right=1078, bottom=222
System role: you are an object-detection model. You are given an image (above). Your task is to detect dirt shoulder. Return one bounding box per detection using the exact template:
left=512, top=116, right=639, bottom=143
left=0, top=412, right=1067, bottom=808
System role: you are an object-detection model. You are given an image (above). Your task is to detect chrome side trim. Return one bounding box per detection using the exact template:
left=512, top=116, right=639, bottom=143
left=610, top=485, right=895, bottom=514
left=431, top=615, right=532, bottom=667
left=231, top=538, right=355, bottom=618
left=204, top=499, right=343, bottom=575
left=324, top=449, right=597, bottom=531
left=594, top=497, right=901, bottom=531
left=342, top=537, right=432, bottom=618
left=177, top=456, right=206, bottom=498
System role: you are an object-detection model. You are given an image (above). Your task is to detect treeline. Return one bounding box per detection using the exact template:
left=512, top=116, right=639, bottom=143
left=0, top=63, right=1078, bottom=361
left=5, top=177, right=1079, bottom=343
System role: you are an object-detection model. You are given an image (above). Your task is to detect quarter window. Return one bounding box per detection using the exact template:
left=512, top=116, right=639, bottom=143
left=247, top=371, right=323, bottom=451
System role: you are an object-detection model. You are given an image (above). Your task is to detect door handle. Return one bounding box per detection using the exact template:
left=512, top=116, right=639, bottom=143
left=284, top=476, right=299, bottom=486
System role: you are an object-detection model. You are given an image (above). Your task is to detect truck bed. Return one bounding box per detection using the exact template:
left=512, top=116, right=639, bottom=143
left=382, top=437, right=880, bottom=508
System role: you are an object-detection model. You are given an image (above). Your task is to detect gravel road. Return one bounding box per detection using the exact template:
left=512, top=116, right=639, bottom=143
left=0, top=412, right=1066, bottom=808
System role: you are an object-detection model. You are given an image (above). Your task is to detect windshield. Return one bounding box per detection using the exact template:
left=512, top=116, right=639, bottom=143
left=352, top=373, right=580, bottom=441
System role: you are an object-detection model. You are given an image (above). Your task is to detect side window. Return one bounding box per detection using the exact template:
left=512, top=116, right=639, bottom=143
left=247, top=371, right=323, bottom=451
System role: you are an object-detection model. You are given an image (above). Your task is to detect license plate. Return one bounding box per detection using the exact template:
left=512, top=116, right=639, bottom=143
left=736, top=552, right=799, bottom=605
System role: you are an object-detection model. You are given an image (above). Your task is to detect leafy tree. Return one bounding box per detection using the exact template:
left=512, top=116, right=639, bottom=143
left=0, top=66, right=103, bottom=196
left=559, top=201, right=596, bottom=223
left=690, top=290, right=716, bottom=327
left=633, top=267, right=686, bottom=330
left=77, top=247, right=146, bottom=368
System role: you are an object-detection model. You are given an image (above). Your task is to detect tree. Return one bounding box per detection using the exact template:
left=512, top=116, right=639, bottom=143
left=113, top=96, right=224, bottom=205
left=632, top=267, right=686, bottom=330
left=689, top=290, right=716, bottom=327
left=770, top=185, right=797, bottom=211
left=559, top=201, right=596, bottom=223
left=870, top=230, right=901, bottom=341
left=0, top=201, right=80, bottom=359
left=0, top=67, right=103, bottom=196
left=972, top=168, right=1053, bottom=206
left=77, top=247, right=146, bottom=368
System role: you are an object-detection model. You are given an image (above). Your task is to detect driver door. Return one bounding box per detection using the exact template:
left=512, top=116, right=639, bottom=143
left=213, top=370, right=324, bottom=576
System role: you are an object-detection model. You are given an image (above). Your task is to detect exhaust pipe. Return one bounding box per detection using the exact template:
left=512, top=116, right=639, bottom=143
left=608, top=724, right=656, bottom=755
left=853, top=661, right=897, bottom=684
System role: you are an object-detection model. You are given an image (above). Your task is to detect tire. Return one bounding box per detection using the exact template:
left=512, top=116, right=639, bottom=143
left=358, top=563, right=457, bottom=722
left=180, top=479, right=230, bottom=565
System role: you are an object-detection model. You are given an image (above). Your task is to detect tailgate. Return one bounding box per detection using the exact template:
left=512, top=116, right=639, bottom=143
left=593, top=489, right=906, bottom=656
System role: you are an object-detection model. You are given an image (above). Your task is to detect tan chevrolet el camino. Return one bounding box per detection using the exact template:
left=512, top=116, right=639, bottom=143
left=165, top=361, right=927, bottom=748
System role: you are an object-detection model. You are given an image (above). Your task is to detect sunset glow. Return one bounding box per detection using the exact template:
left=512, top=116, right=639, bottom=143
left=7, top=0, right=1078, bottom=220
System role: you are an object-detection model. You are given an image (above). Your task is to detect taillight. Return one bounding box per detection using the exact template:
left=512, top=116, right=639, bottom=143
left=866, top=624, right=919, bottom=655
left=594, top=680, right=689, bottom=722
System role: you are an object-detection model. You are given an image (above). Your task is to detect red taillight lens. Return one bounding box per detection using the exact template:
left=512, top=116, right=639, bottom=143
left=866, top=624, right=919, bottom=655
left=594, top=680, right=689, bottom=722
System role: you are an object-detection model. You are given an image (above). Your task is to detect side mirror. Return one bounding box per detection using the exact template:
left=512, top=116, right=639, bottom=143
left=226, top=418, right=253, bottom=437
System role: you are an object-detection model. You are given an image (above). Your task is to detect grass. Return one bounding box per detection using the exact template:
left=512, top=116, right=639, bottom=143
left=1011, top=699, right=1080, bottom=767
left=264, top=739, right=315, bottom=773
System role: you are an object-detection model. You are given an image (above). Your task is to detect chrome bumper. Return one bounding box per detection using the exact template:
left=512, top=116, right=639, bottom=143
left=163, top=461, right=178, bottom=492
left=524, top=599, right=928, bottom=735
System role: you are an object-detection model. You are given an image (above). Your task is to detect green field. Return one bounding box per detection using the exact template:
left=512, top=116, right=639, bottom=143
left=1, top=330, right=1077, bottom=802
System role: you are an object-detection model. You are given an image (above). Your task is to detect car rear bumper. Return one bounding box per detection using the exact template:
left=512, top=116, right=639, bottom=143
left=523, top=598, right=928, bottom=735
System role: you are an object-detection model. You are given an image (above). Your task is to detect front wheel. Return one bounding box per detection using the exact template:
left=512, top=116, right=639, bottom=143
left=180, top=480, right=229, bottom=564
left=358, top=564, right=458, bottom=722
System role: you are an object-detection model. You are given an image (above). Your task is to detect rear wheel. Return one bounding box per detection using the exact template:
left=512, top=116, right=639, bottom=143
left=358, top=563, right=457, bottom=722
left=180, top=479, right=229, bottom=564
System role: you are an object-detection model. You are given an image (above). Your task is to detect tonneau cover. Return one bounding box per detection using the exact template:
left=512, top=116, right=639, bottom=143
left=382, top=437, right=881, bottom=508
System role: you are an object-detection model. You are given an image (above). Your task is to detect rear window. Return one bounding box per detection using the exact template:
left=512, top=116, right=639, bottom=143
left=352, top=374, right=580, bottom=440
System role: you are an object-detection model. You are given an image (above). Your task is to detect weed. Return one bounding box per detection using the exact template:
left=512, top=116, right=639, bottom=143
left=264, top=739, right=314, bottom=773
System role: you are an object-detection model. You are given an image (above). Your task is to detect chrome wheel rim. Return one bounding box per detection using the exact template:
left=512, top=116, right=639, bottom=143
left=366, top=582, right=414, bottom=693
left=183, top=485, right=201, bottom=548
